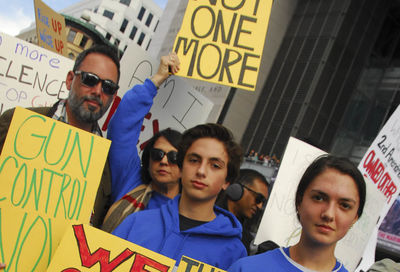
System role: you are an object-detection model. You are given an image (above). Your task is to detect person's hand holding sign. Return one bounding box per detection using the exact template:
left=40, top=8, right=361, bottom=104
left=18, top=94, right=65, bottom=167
left=150, top=52, right=180, bottom=88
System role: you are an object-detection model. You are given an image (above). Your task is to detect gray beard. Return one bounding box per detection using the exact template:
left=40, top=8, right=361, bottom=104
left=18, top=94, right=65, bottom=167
left=67, top=91, right=111, bottom=123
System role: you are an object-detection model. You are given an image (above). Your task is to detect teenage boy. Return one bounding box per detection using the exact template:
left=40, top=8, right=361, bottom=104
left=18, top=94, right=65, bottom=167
left=113, top=123, right=247, bottom=270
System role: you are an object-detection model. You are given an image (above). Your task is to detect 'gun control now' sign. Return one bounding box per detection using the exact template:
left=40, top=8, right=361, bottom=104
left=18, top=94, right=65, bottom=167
left=173, top=0, right=273, bottom=91
left=0, top=107, right=110, bottom=271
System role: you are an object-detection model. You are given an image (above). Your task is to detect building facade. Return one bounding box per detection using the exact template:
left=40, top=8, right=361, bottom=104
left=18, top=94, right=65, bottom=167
left=223, top=0, right=399, bottom=166
left=82, top=0, right=162, bottom=52
left=149, top=0, right=299, bottom=125
left=64, top=15, right=114, bottom=59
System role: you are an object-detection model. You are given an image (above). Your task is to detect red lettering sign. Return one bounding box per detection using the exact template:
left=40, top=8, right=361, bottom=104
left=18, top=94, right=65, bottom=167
left=73, top=225, right=134, bottom=271
left=66, top=225, right=172, bottom=272
left=362, top=150, right=398, bottom=203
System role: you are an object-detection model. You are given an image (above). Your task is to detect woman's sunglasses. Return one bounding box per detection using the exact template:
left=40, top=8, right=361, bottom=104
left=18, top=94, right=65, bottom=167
left=75, top=71, right=119, bottom=95
left=243, top=185, right=267, bottom=205
left=150, top=148, right=178, bottom=164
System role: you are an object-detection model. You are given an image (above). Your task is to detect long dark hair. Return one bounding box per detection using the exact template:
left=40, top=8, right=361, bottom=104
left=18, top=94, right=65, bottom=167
left=295, top=154, right=366, bottom=218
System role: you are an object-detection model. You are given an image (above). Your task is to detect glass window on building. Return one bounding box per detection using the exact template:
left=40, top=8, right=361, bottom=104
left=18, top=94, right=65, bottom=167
left=106, top=33, right=112, bottom=40
left=120, top=19, right=129, bottom=33
left=67, top=29, right=77, bottom=43
left=115, top=39, right=120, bottom=46
left=145, top=13, right=153, bottom=27
left=129, top=26, right=138, bottom=40
left=146, top=39, right=152, bottom=50
left=103, top=10, right=114, bottom=20
left=137, top=32, right=145, bottom=46
left=137, top=7, right=146, bottom=21
left=120, top=0, right=131, bottom=6
left=154, top=20, right=159, bottom=32
left=79, top=35, right=88, bottom=48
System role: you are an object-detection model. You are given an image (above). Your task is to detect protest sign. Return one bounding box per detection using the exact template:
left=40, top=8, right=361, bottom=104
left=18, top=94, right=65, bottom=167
left=254, top=137, right=326, bottom=246
left=173, top=0, right=273, bottom=91
left=0, top=107, right=110, bottom=271
left=0, top=32, right=72, bottom=116
left=98, top=42, right=214, bottom=144
left=177, top=256, right=226, bottom=272
left=47, top=224, right=229, bottom=272
left=47, top=224, right=176, bottom=272
left=357, top=105, right=400, bottom=222
left=34, top=0, right=68, bottom=56
left=354, top=105, right=400, bottom=271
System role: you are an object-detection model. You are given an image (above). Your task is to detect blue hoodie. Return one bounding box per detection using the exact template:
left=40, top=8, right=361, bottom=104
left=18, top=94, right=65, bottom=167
left=228, top=247, right=348, bottom=272
left=107, top=79, right=158, bottom=203
left=113, top=196, right=247, bottom=270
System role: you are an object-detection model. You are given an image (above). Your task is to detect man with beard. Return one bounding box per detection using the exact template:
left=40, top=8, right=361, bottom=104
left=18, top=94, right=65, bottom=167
left=0, top=45, right=120, bottom=227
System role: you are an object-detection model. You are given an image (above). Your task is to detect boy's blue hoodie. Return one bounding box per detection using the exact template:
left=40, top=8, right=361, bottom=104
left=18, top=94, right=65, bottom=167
left=113, top=196, right=247, bottom=270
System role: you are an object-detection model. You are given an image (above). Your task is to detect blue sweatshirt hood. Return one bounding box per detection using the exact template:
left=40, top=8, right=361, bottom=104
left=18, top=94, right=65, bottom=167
left=113, top=195, right=247, bottom=270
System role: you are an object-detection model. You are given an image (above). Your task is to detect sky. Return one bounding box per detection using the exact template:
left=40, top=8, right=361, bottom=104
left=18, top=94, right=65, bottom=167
left=0, top=0, right=167, bottom=36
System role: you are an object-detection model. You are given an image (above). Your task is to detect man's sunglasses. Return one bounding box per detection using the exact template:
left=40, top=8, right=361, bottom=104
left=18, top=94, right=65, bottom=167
left=75, top=71, right=119, bottom=95
left=243, top=185, right=267, bottom=205
left=150, top=148, right=178, bottom=165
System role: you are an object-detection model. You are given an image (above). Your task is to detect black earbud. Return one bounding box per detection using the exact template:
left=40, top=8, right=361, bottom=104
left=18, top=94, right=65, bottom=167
left=225, top=183, right=244, bottom=201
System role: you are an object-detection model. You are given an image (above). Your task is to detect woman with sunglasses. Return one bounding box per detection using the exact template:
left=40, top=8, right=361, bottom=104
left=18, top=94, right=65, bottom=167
left=102, top=53, right=181, bottom=232
left=228, top=155, right=366, bottom=272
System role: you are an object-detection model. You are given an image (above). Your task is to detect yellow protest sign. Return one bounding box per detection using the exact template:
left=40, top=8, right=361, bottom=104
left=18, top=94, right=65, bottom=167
left=173, top=0, right=273, bottom=91
left=34, top=0, right=68, bottom=56
left=0, top=107, right=110, bottom=271
left=47, top=224, right=176, bottom=271
left=177, top=256, right=226, bottom=272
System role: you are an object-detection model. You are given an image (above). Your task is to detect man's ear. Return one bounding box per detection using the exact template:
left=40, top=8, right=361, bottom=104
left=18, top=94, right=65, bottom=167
left=66, top=71, right=74, bottom=90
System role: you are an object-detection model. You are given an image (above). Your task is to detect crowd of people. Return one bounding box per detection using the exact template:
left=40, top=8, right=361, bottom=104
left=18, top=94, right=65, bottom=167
left=0, top=44, right=396, bottom=271
left=245, top=149, right=281, bottom=167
